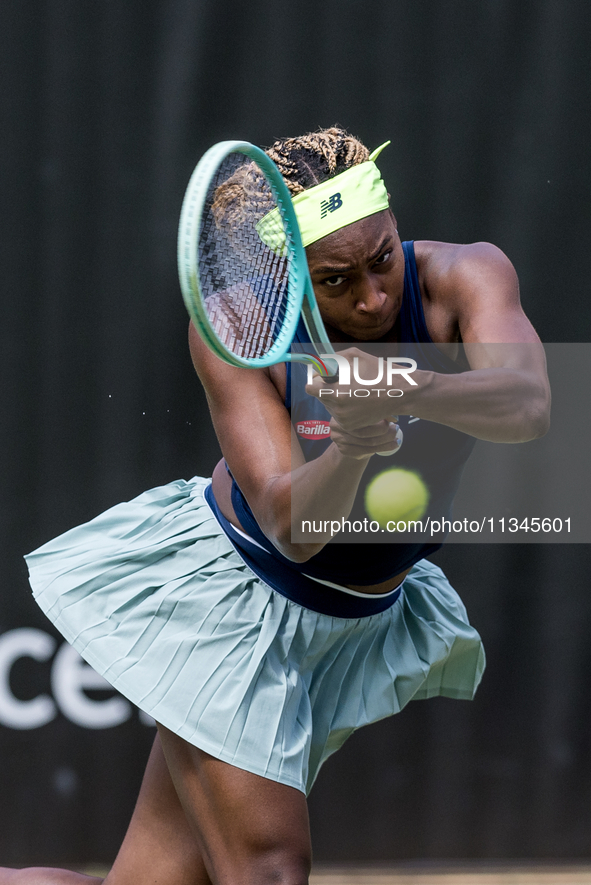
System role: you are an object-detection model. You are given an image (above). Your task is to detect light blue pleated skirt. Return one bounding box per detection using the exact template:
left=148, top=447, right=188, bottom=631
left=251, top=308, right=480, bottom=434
left=25, top=476, right=485, bottom=795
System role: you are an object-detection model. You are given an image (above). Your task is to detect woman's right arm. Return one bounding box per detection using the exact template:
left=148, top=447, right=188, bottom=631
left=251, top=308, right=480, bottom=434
left=189, top=323, right=399, bottom=562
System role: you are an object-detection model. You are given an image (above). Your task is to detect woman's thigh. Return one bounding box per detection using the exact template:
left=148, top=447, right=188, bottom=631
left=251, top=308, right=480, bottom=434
left=157, top=724, right=312, bottom=885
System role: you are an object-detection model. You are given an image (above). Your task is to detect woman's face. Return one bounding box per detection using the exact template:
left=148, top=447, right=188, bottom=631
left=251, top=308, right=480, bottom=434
left=305, top=209, right=405, bottom=342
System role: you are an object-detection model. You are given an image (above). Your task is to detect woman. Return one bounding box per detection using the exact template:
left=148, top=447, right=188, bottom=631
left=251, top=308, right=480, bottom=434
left=5, top=128, right=550, bottom=885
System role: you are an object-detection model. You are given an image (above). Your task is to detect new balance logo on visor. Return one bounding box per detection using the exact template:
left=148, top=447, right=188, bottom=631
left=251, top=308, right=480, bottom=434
left=320, top=193, right=343, bottom=218
left=296, top=420, right=331, bottom=439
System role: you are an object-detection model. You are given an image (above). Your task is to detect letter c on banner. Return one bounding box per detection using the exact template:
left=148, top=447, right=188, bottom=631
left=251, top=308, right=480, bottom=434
left=51, top=643, right=132, bottom=729
left=0, top=628, right=57, bottom=729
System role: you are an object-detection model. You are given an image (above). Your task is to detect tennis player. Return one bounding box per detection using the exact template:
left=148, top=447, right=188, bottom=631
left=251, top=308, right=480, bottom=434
left=4, top=128, right=550, bottom=885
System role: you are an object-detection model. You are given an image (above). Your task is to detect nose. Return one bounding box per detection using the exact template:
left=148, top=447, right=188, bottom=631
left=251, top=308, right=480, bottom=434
left=355, top=275, right=387, bottom=315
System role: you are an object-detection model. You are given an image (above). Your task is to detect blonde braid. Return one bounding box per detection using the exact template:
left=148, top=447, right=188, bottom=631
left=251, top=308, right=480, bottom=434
left=211, top=162, right=273, bottom=231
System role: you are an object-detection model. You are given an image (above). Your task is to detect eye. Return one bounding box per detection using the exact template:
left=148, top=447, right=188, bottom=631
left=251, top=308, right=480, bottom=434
left=373, top=250, right=392, bottom=267
left=322, top=275, right=347, bottom=288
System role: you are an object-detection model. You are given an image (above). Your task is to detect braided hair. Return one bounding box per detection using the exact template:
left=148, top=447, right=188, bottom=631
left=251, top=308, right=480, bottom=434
left=264, top=127, right=369, bottom=195
left=211, top=127, right=369, bottom=232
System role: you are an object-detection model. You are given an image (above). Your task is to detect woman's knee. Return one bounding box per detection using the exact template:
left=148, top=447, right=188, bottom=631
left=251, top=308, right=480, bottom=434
left=198, top=802, right=312, bottom=885
left=215, top=847, right=311, bottom=885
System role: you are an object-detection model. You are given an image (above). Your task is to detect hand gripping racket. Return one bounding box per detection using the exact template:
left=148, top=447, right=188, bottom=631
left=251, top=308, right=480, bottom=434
left=177, top=140, right=401, bottom=453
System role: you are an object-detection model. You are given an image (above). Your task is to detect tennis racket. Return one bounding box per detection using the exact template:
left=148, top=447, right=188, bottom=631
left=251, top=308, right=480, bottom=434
left=177, top=140, right=401, bottom=453
left=177, top=140, right=337, bottom=378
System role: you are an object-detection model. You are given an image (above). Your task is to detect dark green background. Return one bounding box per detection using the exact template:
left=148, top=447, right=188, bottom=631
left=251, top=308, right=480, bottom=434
left=1, top=0, right=590, bottom=865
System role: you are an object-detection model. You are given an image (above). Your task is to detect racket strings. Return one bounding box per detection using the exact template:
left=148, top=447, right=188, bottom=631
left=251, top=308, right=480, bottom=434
left=198, top=153, right=293, bottom=360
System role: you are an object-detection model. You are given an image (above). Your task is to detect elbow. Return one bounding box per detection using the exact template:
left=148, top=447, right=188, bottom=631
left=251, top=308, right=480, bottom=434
left=529, top=407, right=551, bottom=440
left=513, top=390, right=551, bottom=442
left=269, top=528, right=324, bottom=563
left=264, top=514, right=325, bottom=562
left=282, top=544, right=323, bottom=564
left=256, top=486, right=326, bottom=563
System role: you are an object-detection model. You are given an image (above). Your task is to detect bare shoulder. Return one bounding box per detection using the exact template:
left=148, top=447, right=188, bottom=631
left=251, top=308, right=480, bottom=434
left=413, top=240, right=536, bottom=344
left=415, top=240, right=518, bottom=302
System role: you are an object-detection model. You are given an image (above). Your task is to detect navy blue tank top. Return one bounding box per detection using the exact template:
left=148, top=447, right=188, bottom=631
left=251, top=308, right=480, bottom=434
left=219, top=241, right=475, bottom=587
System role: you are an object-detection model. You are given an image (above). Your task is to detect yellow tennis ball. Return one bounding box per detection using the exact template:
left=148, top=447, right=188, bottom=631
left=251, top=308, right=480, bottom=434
left=364, top=468, right=429, bottom=528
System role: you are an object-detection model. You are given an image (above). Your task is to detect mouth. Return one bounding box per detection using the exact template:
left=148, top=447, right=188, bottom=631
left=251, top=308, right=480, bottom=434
left=324, top=303, right=399, bottom=343
left=351, top=311, right=395, bottom=338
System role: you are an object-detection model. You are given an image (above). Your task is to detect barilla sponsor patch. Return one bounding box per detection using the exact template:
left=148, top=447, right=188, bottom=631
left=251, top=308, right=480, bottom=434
left=296, top=420, right=331, bottom=439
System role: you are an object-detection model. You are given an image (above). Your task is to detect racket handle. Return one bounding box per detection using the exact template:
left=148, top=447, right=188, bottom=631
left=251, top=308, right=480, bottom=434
left=376, top=423, right=403, bottom=456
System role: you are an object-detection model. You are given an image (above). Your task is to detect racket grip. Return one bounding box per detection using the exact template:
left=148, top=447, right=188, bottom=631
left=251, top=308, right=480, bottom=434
left=376, top=424, right=403, bottom=456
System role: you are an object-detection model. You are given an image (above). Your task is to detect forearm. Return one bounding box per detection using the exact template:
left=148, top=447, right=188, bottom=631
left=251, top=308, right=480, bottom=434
left=259, top=444, right=371, bottom=562
left=404, top=367, right=551, bottom=442
left=308, top=343, right=551, bottom=443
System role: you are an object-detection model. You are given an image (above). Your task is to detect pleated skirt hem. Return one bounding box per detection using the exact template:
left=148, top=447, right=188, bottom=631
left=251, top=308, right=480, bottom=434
left=26, top=476, right=485, bottom=795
